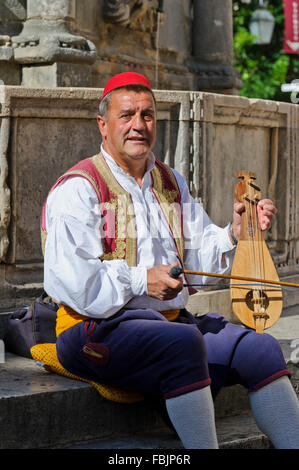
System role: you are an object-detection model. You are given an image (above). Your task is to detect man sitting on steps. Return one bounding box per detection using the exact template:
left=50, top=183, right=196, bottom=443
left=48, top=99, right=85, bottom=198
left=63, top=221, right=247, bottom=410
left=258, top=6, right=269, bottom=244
left=42, top=72, right=299, bottom=449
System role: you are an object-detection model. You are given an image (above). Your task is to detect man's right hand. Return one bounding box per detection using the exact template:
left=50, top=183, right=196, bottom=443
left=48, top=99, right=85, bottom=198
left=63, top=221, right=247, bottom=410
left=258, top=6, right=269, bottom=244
left=147, top=263, right=183, bottom=301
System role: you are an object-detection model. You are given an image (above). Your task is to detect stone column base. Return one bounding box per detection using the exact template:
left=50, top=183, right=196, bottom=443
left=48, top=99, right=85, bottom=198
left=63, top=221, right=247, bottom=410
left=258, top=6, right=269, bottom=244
left=21, top=62, right=93, bottom=87
left=189, top=62, right=243, bottom=94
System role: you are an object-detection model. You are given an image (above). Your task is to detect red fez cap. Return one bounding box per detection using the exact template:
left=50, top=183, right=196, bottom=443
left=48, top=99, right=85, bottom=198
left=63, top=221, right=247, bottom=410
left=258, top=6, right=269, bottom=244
left=101, top=72, right=152, bottom=101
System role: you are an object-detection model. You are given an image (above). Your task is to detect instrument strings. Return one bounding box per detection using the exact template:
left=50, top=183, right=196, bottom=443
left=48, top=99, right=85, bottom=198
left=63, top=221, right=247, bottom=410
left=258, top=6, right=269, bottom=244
left=254, top=196, right=264, bottom=308
left=245, top=196, right=261, bottom=309
left=247, top=187, right=267, bottom=311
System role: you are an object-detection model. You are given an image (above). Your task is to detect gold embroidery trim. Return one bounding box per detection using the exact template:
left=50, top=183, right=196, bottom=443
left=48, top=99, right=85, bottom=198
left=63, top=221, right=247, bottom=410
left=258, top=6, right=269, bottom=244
left=150, top=165, right=184, bottom=264
left=41, top=229, right=47, bottom=257
left=91, top=153, right=137, bottom=267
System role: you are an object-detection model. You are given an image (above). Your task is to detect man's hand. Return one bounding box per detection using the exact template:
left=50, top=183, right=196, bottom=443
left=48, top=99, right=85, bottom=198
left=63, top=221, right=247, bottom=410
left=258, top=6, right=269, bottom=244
left=256, top=199, right=277, bottom=230
left=232, top=199, right=277, bottom=241
left=147, top=263, right=183, bottom=300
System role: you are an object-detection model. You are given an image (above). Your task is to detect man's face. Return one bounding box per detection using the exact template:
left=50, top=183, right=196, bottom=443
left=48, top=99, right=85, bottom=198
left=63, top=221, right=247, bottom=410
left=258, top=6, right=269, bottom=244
left=97, top=89, right=156, bottom=166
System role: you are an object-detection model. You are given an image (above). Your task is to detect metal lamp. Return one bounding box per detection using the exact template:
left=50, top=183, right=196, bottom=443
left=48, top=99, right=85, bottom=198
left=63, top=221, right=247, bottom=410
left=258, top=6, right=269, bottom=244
left=249, top=0, right=276, bottom=44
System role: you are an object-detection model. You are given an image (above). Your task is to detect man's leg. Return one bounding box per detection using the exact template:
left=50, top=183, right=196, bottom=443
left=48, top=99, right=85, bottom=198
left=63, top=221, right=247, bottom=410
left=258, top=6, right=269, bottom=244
left=56, top=309, right=219, bottom=449
left=190, top=311, right=299, bottom=448
left=165, top=386, right=218, bottom=449
left=229, top=331, right=299, bottom=449
left=249, top=376, right=299, bottom=449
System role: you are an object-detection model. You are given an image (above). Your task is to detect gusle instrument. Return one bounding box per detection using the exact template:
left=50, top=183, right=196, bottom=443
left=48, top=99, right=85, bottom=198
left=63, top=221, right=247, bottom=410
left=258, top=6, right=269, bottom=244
left=170, top=171, right=299, bottom=334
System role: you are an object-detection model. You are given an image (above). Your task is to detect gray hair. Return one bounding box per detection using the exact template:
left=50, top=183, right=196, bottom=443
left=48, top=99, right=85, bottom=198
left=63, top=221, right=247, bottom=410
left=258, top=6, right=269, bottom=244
left=98, top=84, right=156, bottom=120
left=98, top=91, right=113, bottom=120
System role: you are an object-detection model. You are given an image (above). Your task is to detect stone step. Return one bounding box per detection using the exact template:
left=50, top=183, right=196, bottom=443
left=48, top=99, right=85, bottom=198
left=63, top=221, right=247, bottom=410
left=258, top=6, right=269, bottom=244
left=0, top=352, right=253, bottom=449
left=1, top=349, right=298, bottom=449
left=64, top=413, right=272, bottom=449
left=0, top=305, right=298, bottom=449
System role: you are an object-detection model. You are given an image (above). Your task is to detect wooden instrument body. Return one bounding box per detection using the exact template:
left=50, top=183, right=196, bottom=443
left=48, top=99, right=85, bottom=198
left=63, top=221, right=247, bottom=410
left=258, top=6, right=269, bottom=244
left=230, top=171, right=283, bottom=333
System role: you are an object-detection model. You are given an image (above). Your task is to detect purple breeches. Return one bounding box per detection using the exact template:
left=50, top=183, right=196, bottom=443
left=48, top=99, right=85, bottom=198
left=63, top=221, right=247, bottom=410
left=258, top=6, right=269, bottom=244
left=56, top=308, right=290, bottom=400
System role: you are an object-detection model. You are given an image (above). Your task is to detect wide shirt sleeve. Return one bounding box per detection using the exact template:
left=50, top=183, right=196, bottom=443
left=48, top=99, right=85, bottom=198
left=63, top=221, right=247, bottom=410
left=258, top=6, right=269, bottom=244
left=44, top=177, right=147, bottom=318
left=173, top=169, right=236, bottom=287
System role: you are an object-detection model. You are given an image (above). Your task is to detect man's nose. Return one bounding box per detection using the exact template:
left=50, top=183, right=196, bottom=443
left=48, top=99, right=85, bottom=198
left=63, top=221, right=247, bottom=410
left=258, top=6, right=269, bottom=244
left=132, top=113, right=146, bottom=130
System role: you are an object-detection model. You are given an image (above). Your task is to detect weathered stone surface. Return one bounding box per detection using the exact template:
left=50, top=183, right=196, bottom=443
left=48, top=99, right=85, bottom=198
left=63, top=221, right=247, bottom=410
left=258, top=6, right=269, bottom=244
left=0, top=265, right=43, bottom=312
left=103, top=0, right=160, bottom=32
left=10, top=115, right=98, bottom=260
left=22, top=63, right=93, bottom=87
left=0, top=115, right=11, bottom=262
left=27, top=0, right=76, bottom=20
left=0, top=62, right=20, bottom=85
left=2, top=0, right=96, bottom=87
left=191, top=0, right=242, bottom=93
left=193, top=0, right=233, bottom=65
left=12, top=20, right=97, bottom=66
left=0, top=36, right=13, bottom=62
left=0, top=0, right=26, bottom=22
left=0, top=0, right=24, bottom=84
left=0, top=0, right=243, bottom=91
left=0, top=353, right=166, bottom=449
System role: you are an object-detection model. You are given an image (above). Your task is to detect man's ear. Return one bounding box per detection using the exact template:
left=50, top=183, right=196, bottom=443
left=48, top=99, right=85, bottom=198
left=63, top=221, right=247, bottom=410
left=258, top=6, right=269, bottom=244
left=97, top=115, right=107, bottom=138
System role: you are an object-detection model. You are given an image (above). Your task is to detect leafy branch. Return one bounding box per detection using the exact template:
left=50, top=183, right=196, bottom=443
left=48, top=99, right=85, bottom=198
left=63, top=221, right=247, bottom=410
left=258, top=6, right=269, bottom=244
left=233, top=0, right=298, bottom=102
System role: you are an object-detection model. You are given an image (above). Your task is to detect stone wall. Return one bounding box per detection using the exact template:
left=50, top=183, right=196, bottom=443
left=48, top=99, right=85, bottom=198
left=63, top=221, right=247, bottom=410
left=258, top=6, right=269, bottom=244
left=0, top=86, right=298, bottom=316
left=0, top=0, right=242, bottom=93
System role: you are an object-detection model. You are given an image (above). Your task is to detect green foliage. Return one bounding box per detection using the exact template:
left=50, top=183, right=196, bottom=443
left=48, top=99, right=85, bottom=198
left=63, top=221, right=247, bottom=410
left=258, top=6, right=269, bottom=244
left=233, top=0, right=299, bottom=102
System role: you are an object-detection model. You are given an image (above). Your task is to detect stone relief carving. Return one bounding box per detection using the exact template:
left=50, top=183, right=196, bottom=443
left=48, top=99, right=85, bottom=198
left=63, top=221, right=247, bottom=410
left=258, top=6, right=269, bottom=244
left=0, top=0, right=26, bottom=64
left=12, top=25, right=97, bottom=65
left=0, top=117, right=11, bottom=262
left=103, top=0, right=161, bottom=32
left=0, top=36, right=13, bottom=62
left=8, top=0, right=96, bottom=65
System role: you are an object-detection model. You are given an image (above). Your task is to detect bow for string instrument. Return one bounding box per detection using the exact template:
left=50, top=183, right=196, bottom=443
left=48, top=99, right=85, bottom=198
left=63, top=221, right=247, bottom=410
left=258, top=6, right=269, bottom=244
left=169, top=171, right=299, bottom=334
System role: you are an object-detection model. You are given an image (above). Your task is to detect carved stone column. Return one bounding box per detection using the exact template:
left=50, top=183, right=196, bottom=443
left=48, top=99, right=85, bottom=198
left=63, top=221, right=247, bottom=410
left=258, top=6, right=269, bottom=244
left=11, top=0, right=97, bottom=87
left=191, top=0, right=242, bottom=94
left=0, top=0, right=26, bottom=85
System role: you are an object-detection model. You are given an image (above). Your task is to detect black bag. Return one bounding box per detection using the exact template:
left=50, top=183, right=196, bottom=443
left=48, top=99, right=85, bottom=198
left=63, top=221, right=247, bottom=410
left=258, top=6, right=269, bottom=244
left=4, top=292, right=58, bottom=358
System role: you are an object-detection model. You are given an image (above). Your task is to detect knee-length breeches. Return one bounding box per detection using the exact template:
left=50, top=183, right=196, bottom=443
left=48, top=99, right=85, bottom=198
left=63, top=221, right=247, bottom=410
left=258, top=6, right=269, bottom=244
left=56, top=309, right=290, bottom=400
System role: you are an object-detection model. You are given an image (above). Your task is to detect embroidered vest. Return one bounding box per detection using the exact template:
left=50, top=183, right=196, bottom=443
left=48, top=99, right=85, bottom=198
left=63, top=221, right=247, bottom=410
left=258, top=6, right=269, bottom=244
left=41, top=152, right=184, bottom=267
left=41, top=153, right=184, bottom=335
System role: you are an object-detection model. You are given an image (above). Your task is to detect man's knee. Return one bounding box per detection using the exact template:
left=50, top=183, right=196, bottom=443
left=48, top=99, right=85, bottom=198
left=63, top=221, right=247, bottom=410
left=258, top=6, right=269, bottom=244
left=158, top=324, right=210, bottom=399
left=166, top=323, right=207, bottom=363
left=231, top=331, right=290, bottom=391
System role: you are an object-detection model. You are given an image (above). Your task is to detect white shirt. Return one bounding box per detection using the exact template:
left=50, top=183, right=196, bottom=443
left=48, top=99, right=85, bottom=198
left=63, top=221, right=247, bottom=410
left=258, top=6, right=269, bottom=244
left=44, top=148, right=236, bottom=319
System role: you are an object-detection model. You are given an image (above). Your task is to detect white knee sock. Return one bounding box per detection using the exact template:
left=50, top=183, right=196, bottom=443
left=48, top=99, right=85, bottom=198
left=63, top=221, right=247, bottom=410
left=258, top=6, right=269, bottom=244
left=165, top=386, right=219, bottom=449
left=249, top=376, right=299, bottom=449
